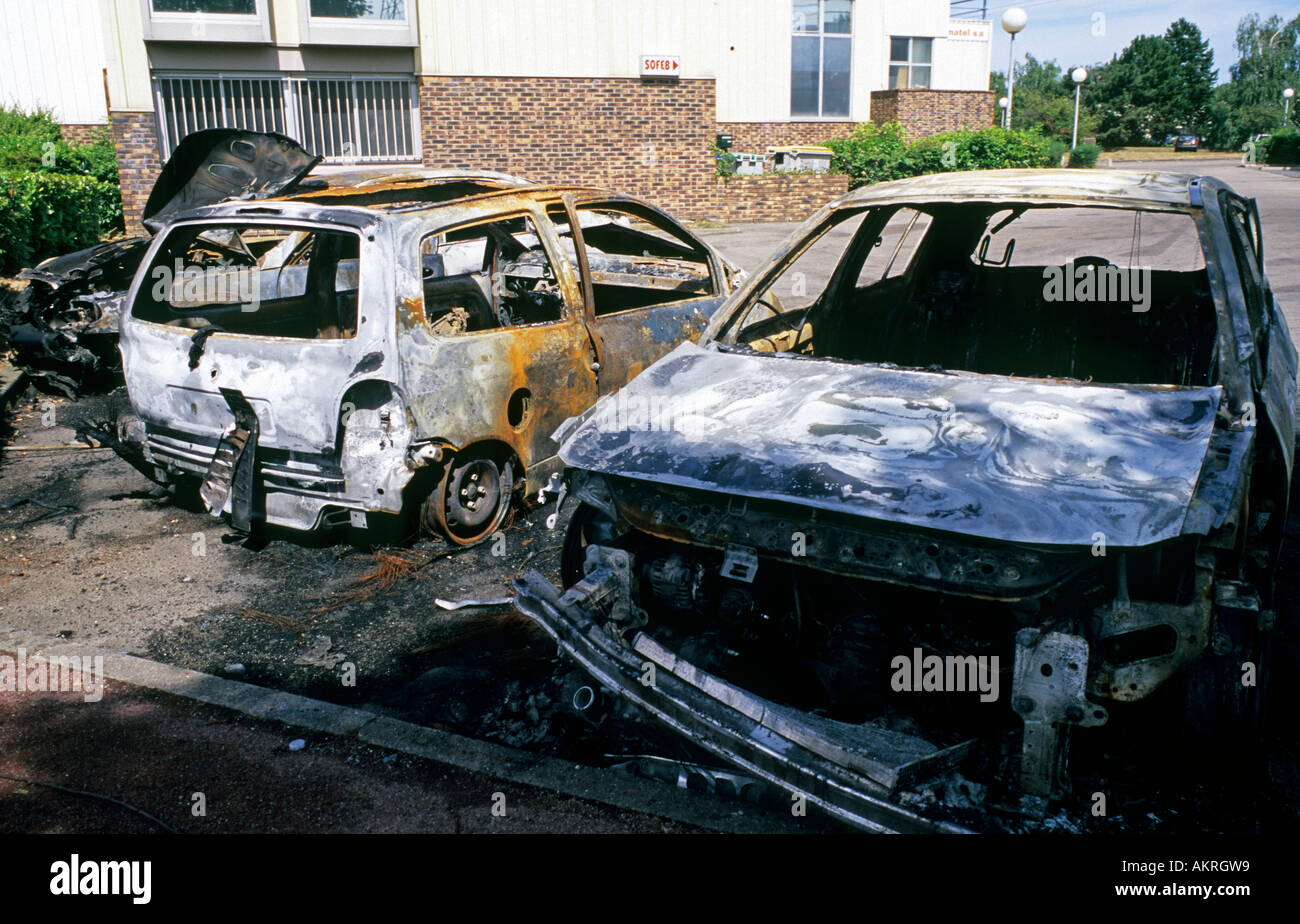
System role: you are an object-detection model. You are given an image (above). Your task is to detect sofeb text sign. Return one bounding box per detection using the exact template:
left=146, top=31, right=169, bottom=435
left=640, top=55, right=681, bottom=78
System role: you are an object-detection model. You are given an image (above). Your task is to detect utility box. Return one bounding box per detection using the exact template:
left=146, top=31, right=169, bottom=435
left=733, top=153, right=764, bottom=176
left=767, top=146, right=834, bottom=174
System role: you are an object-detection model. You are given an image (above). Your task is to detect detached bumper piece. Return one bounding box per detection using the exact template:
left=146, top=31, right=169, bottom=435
left=513, top=569, right=973, bottom=834
left=199, top=387, right=260, bottom=533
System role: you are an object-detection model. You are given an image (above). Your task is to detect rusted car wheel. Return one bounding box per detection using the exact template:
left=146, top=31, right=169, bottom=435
left=421, top=453, right=513, bottom=546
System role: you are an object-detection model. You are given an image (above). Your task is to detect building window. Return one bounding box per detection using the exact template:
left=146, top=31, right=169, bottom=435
left=791, top=0, right=851, bottom=118
left=889, top=37, right=933, bottom=89
left=153, top=73, right=419, bottom=163
left=308, top=0, right=407, bottom=21
left=151, top=1, right=256, bottom=12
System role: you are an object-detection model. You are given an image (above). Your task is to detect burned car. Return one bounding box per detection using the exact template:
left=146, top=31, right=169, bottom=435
left=113, top=172, right=736, bottom=545
left=5, top=129, right=321, bottom=396
left=514, top=169, right=1296, bottom=832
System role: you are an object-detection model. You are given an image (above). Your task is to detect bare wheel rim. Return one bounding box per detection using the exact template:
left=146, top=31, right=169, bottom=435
left=427, top=456, right=512, bottom=546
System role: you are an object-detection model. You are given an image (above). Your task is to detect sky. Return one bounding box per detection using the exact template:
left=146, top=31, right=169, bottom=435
left=980, top=0, right=1300, bottom=84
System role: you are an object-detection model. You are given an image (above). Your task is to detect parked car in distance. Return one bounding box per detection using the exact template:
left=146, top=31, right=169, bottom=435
left=1174, top=133, right=1200, bottom=151
left=113, top=157, right=738, bottom=546
left=515, top=168, right=1295, bottom=832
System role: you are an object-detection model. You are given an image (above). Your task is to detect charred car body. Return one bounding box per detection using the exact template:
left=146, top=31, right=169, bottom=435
left=113, top=163, right=736, bottom=545
left=515, top=169, right=1296, bottom=832
left=5, top=130, right=321, bottom=396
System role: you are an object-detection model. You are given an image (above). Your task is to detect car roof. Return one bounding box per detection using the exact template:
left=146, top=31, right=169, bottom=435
left=838, top=168, right=1212, bottom=211
left=248, top=167, right=662, bottom=217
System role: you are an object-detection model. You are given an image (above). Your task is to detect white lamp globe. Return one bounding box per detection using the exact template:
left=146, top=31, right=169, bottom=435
left=1072, top=67, right=1088, bottom=84
left=1002, top=7, right=1028, bottom=35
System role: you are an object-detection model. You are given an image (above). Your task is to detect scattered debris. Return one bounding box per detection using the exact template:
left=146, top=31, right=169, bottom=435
left=434, top=596, right=514, bottom=611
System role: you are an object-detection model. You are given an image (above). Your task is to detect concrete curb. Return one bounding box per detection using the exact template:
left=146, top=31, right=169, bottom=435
left=0, top=361, right=27, bottom=409
left=0, top=627, right=813, bottom=834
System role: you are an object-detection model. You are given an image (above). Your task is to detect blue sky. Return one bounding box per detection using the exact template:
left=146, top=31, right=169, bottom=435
left=983, top=0, right=1299, bottom=84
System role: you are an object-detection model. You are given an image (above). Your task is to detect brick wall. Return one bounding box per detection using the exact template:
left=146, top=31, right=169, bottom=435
left=706, top=173, right=849, bottom=223
left=868, top=90, right=995, bottom=140
left=110, top=111, right=163, bottom=234
left=417, top=76, right=847, bottom=223
left=59, top=123, right=108, bottom=146
left=418, top=75, right=719, bottom=218
left=716, top=121, right=857, bottom=154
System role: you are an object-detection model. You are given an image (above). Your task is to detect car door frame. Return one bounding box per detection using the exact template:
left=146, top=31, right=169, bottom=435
left=556, top=195, right=731, bottom=392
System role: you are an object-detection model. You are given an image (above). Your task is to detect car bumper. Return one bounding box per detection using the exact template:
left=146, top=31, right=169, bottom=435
left=512, top=568, right=974, bottom=833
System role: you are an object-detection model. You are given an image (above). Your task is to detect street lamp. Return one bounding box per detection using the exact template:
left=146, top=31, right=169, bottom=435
left=1286, top=88, right=1295, bottom=125
left=1071, top=67, right=1088, bottom=150
left=1001, top=7, right=1028, bottom=130
left=998, top=96, right=1009, bottom=129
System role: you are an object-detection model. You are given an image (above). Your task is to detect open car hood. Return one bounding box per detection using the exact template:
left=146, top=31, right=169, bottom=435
left=141, top=129, right=321, bottom=233
left=557, top=342, right=1224, bottom=548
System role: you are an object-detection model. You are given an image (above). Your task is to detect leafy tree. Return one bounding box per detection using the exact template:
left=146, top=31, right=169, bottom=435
left=1085, top=21, right=1216, bottom=146
left=989, top=55, right=1098, bottom=141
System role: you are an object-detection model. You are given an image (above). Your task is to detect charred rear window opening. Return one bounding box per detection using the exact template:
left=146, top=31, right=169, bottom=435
left=546, top=203, right=717, bottom=316
left=132, top=222, right=361, bottom=340
left=725, top=203, right=1217, bottom=387
left=417, top=214, right=566, bottom=335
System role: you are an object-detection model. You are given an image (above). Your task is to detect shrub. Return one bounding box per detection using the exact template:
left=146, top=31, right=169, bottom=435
left=1069, top=143, right=1102, bottom=168
left=1046, top=139, right=1070, bottom=166
left=904, top=127, right=1056, bottom=175
left=1262, top=128, right=1300, bottom=165
left=711, top=141, right=738, bottom=177
left=0, top=106, right=123, bottom=272
left=825, top=121, right=910, bottom=187
left=0, top=171, right=123, bottom=273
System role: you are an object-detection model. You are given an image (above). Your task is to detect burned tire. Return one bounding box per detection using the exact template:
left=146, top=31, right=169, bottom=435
left=420, top=452, right=514, bottom=547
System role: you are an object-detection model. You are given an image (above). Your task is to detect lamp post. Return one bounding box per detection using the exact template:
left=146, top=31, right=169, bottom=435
left=1071, top=67, right=1088, bottom=150
left=1286, top=88, right=1295, bottom=125
left=1001, top=7, right=1028, bottom=130
left=998, top=96, right=1009, bottom=129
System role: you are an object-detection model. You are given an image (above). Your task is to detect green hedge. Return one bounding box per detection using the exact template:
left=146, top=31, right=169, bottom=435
left=0, top=171, right=124, bottom=273
left=824, top=121, right=912, bottom=186
left=0, top=106, right=123, bottom=274
left=1262, top=129, right=1300, bottom=165
left=1070, top=143, right=1102, bottom=168
left=827, top=122, right=1058, bottom=188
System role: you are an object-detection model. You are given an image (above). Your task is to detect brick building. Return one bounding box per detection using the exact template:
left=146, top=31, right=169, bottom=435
left=3, top=1, right=994, bottom=225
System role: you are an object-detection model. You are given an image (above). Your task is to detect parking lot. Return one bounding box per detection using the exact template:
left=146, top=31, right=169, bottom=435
left=2, top=158, right=1299, bottom=833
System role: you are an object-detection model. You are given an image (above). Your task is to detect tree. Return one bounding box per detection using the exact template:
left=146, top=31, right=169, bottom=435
left=1084, top=21, right=1216, bottom=147
left=988, top=55, right=1098, bottom=141
left=1164, top=19, right=1217, bottom=135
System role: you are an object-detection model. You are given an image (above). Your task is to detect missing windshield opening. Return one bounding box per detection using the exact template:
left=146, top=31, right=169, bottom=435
left=732, top=204, right=1216, bottom=387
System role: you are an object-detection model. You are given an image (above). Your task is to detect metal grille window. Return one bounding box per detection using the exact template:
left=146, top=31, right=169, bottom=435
left=791, top=0, right=852, bottom=118
left=889, top=37, right=933, bottom=90
left=153, top=73, right=419, bottom=163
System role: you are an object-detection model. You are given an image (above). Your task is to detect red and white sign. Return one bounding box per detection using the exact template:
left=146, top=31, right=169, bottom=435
left=640, top=55, right=681, bottom=78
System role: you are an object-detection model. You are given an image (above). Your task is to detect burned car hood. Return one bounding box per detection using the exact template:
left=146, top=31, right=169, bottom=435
left=141, top=129, right=321, bottom=233
left=557, top=343, right=1223, bottom=548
